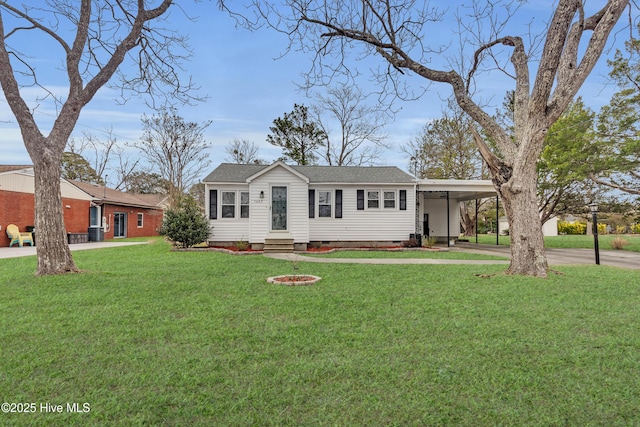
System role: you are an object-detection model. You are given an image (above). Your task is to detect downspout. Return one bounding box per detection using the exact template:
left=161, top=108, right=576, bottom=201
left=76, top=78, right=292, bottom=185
left=415, top=181, right=420, bottom=236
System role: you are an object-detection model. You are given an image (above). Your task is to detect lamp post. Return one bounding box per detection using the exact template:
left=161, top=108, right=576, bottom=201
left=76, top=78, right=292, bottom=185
left=589, top=203, right=600, bottom=265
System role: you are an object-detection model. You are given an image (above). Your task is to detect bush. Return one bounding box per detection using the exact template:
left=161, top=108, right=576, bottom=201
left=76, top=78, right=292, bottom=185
left=633, top=224, right=640, bottom=234
left=558, top=221, right=587, bottom=235
left=610, top=237, right=629, bottom=250
left=159, top=196, right=211, bottom=248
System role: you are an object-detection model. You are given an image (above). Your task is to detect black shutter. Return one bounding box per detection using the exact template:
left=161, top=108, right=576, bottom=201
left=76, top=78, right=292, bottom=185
left=357, top=189, right=364, bottom=210
left=399, top=190, right=407, bottom=210
left=335, top=189, right=342, bottom=218
left=209, top=190, right=217, bottom=219
left=308, top=189, right=315, bottom=218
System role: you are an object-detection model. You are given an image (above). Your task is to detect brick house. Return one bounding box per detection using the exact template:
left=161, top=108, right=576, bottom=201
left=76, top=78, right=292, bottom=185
left=70, top=181, right=166, bottom=240
left=0, top=166, right=93, bottom=246
left=1, top=166, right=166, bottom=246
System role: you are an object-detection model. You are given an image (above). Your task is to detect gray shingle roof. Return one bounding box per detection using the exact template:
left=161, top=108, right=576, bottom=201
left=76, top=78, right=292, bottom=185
left=202, top=163, right=415, bottom=184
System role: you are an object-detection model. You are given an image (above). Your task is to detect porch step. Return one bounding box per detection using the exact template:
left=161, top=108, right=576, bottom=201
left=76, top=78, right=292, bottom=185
left=263, top=238, right=295, bottom=253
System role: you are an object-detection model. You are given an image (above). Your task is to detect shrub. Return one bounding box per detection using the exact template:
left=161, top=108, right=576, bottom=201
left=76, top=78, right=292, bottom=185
left=235, top=240, right=249, bottom=251
left=633, top=224, right=640, bottom=234
left=598, top=223, right=607, bottom=235
left=423, top=236, right=438, bottom=247
left=558, top=221, right=587, bottom=235
left=159, top=196, right=211, bottom=248
left=610, top=237, right=629, bottom=250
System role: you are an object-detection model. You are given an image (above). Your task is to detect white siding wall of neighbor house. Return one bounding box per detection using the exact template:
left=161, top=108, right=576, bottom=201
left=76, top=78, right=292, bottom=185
left=309, top=184, right=415, bottom=242
left=206, top=184, right=251, bottom=243
left=248, top=167, right=310, bottom=244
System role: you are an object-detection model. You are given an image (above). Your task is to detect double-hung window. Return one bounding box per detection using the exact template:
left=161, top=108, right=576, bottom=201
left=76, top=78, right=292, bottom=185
left=384, top=191, right=396, bottom=209
left=240, top=192, right=250, bottom=218
left=367, top=190, right=380, bottom=209
left=318, top=191, right=332, bottom=218
left=221, top=191, right=236, bottom=218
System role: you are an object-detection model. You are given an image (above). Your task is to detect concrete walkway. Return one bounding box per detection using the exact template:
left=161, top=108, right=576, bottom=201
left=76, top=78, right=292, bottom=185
left=0, top=241, right=147, bottom=259
left=265, top=243, right=640, bottom=270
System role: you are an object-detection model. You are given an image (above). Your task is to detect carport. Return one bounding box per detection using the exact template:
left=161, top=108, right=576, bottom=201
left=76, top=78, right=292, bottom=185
left=416, top=179, right=498, bottom=246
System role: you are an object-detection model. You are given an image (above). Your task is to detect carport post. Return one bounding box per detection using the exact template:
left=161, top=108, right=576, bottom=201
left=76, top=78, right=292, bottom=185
left=496, top=196, right=499, bottom=246
left=447, top=191, right=450, bottom=247
left=475, top=199, right=478, bottom=244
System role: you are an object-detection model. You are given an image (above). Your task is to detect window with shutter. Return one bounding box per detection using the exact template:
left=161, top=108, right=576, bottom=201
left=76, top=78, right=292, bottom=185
left=209, top=190, right=217, bottom=219
left=335, top=189, right=342, bottom=218
left=308, top=189, right=315, bottom=218
left=357, top=189, right=364, bottom=210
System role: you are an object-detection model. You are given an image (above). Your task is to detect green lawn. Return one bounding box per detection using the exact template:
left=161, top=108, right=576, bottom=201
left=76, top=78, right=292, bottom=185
left=1, top=240, right=640, bottom=426
left=305, top=249, right=508, bottom=260
left=474, top=233, right=640, bottom=251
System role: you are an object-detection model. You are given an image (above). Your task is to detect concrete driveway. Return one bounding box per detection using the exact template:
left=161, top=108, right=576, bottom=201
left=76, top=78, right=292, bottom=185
left=0, top=241, right=147, bottom=259
left=453, top=243, right=640, bottom=270
left=267, top=243, right=640, bottom=270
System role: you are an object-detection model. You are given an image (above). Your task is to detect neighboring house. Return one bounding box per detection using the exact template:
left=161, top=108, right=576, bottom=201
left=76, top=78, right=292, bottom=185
left=0, top=165, right=166, bottom=246
left=498, top=215, right=559, bottom=237
left=202, top=162, right=497, bottom=250
left=71, top=181, right=166, bottom=240
left=0, top=166, right=93, bottom=246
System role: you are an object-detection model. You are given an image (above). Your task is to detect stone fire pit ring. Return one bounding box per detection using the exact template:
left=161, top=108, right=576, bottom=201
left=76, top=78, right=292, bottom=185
left=266, top=275, right=321, bottom=286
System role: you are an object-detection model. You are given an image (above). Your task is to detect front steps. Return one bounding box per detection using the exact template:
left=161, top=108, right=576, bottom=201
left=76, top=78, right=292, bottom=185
left=263, top=238, right=295, bottom=253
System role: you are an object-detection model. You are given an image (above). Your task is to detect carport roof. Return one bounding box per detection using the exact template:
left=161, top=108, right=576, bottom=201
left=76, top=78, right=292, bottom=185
left=418, top=179, right=497, bottom=201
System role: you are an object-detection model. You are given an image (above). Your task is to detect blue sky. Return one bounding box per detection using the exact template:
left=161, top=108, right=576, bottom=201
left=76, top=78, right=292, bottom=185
left=0, top=1, right=627, bottom=180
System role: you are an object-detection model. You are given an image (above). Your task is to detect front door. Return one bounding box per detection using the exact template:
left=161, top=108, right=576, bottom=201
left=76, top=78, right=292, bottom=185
left=114, top=212, right=127, bottom=238
left=271, top=186, right=287, bottom=231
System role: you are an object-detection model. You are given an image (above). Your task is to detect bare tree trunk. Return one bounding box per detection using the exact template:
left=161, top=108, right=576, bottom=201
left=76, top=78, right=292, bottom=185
left=499, top=163, right=548, bottom=276
left=460, top=202, right=476, bottom=237
left=30, top=138, right=78, bottom=275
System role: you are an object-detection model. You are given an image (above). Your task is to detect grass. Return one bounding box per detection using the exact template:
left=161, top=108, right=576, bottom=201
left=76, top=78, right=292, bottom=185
left=474, top=233, right=640, bottom=252
left=1, top=239, right=640, bottom=426
left=305, top=249, right=508, bottom=260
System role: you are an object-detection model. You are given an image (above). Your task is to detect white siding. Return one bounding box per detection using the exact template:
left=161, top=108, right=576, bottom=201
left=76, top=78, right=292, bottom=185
left=421, top=197, right=461, bottom=239
left=206, top=184, right=251, bottom=242
left=249, top=167, right=309, bottom=243
left=309, top=185, right=415, bottom=242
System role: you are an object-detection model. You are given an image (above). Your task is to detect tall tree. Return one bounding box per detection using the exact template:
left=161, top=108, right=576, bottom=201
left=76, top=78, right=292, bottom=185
left=404, top=104, right=487, bottom=236
left=406, top=107, right=483, bottom=180
left=0, top=0, right=197, bottom=275
left=122, top=171, right=169, bottom=194
left=225, top=138, right=265, bottom=164
left=538, top=99, right=600, bottom=223
left=589, top=33, right=640, bottom=195
left=135, top=107, right=212, bottom=205
left=61, top=152, right=104, bottom=185
left=312, top=84, right=388, bottom=165
left=256, top=0, right=628, bottom=277
left=266, top=103, right=327, bottom=165
left=66, top=129, right=139, bottom=189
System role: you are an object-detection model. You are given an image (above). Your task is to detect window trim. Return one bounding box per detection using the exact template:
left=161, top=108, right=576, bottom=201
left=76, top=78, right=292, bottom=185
left=221, top=191, right=236, bottom=218
left=137, top=212, right=144, bottom=228
left=367, top=190, right=380, bottom=209
left=318, top=190, right=333, bottom=218
left=383, top=190, right=396, bottom=209
left=240, top=191, right=250, bottom=219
